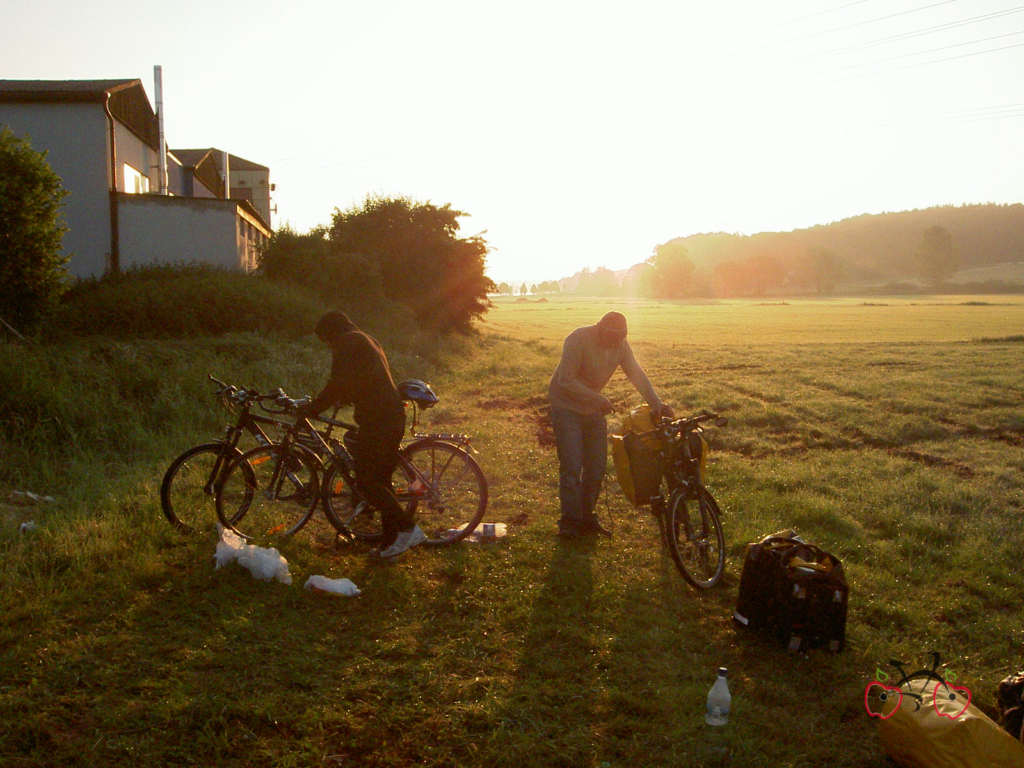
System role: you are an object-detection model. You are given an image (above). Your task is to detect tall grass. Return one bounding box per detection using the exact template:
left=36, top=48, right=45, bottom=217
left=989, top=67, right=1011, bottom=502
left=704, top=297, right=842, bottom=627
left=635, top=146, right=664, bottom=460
left=50, top=264, right=329, bottom=339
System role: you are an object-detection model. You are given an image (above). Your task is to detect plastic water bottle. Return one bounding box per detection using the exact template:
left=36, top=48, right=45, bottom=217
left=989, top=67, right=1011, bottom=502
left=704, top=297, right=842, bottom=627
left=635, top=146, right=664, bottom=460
left=706, top=667, right=731, bottom=726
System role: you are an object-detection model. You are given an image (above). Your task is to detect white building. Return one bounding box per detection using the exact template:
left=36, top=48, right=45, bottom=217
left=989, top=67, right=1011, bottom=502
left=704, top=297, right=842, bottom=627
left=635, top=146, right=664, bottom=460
left=0, top=78, right=273, bottom=279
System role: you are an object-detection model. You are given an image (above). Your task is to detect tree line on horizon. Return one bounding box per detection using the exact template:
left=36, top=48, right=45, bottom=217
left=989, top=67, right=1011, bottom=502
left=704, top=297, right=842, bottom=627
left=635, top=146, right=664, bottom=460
left=495, top=203, right=1024, bottom=298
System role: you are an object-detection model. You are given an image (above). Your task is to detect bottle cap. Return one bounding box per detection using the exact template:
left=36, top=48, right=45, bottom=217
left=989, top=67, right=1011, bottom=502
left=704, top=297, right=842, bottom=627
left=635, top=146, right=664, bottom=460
left=718, top=667, right=728, bottom=676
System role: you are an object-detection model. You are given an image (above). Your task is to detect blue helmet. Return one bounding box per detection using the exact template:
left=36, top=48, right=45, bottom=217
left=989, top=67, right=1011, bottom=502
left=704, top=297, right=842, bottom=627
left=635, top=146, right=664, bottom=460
left=398, top=379, right=438, bottom=409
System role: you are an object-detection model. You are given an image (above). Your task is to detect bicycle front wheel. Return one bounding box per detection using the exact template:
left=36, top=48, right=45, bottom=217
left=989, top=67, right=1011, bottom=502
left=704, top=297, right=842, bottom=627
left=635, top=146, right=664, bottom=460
left=398, top=440, right=488, bottom=545
left=160, top=442, right=248, bottom=534
left=216, top=445, right=320, bottom=541
left=666, top=486, right=725, bottom=589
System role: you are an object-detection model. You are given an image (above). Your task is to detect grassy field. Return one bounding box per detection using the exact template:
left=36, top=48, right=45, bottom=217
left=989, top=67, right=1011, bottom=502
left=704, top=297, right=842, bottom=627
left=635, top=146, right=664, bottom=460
left=2, top=295, right=1023, bottom=767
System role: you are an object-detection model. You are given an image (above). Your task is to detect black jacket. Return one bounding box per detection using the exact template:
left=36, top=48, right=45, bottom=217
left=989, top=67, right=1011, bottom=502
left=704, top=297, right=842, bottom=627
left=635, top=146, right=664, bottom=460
left=307, top=329, right=404, bottom=429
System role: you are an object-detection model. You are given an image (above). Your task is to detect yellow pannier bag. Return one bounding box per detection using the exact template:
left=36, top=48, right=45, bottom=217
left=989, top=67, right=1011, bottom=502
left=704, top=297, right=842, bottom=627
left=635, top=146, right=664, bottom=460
left=620, top=403, right=657, bottom=434
left=611, top=404, right=663, bottom=507
left=878, top=678, right=1024, bottom=768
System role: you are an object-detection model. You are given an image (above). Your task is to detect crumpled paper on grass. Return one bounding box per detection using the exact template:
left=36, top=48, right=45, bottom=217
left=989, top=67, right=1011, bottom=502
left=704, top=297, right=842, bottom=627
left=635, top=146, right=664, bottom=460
left=304, top=575, right=361, bottom=596
left=214, top=525, right=292, bottom=584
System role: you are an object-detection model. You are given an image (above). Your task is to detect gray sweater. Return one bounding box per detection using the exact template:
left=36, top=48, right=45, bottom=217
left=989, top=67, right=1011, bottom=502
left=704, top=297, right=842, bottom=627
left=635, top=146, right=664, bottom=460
left=547, top=325, right=662, bottom=415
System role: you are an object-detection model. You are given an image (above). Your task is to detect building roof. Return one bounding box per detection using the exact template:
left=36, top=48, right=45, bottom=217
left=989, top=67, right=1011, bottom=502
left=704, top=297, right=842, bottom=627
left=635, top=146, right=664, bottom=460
left=224, top=152, right=267, bottom=171
left=168, top=149, right=225, bottom=199
left=169, top=148, right=214, bottom=168
left=0, top=79, right=140, bottom=101
left=170, top=147, right=268, bottom=172
left=0, top=78, right=159, bottom=151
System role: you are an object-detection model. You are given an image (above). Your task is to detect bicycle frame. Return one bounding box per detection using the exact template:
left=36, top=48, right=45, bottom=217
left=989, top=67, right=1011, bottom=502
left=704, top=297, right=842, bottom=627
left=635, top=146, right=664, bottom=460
left=309, top=413, right=438, bottom=507
left=195, top=377, right=349, bottom=511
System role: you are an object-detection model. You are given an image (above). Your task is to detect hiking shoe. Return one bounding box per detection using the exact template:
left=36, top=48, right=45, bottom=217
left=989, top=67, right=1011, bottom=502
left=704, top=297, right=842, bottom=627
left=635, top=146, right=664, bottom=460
left=580, top=518, right=612, bottom=538
left=380, top=525, right=427, bottom=558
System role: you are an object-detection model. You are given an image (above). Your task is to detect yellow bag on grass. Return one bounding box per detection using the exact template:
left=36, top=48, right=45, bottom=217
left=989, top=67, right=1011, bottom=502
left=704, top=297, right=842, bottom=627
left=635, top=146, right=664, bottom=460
left=878, top=678, right=1024, bottom=768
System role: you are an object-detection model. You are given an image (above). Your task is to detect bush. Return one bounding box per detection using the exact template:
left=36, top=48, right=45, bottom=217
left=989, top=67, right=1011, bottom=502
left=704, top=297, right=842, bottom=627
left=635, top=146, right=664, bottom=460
left=0, top=127, right=69, bottom=332
left=50, top=264, right=327, bottom=338
left=259, top=227, right=386, bottom=309
left=329, top=197, right=494, bottom=332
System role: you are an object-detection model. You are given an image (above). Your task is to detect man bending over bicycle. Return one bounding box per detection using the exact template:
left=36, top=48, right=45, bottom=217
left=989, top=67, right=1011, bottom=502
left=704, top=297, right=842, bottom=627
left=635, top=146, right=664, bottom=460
left=300, top=311, right=425, bottom=558
left=548, top=311, right=672, bottom=538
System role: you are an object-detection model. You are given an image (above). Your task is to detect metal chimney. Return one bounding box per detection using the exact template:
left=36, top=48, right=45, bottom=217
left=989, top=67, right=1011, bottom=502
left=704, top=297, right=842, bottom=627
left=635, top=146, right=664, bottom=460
left=154, top=65, right=168, bottom=195
left=222, top=150, right=230, bottom=199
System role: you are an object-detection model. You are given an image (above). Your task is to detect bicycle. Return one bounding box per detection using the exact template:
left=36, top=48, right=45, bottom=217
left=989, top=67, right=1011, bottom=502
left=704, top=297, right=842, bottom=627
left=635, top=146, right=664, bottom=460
left=215, top=383, right=488, bottom=547
left=613, top=408, right=728, bottom=589
left=160, top=375, right=352, bottom=534
left=656, top=411, right=728, bottom=589
left=159, top=376, right=306, bottom=533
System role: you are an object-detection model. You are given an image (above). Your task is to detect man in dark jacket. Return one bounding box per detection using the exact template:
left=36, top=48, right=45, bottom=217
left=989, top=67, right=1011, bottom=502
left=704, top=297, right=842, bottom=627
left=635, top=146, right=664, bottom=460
left=548, top=311, right=672, bottom=537
left=301, top=311, right=425, bottom=558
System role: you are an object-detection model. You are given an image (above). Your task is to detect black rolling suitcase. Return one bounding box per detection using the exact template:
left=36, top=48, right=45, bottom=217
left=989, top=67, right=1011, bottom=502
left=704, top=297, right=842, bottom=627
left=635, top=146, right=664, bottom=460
left=733, top=530, right=803, bottom=631
left=774, top=543, right=848, bottom=653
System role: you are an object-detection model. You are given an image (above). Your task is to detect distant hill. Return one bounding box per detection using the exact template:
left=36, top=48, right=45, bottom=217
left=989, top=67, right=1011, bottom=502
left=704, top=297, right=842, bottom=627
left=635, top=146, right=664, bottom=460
left=555, top=203, right=1024, bottom=295
left=672, top=203, right=1024, bottom=280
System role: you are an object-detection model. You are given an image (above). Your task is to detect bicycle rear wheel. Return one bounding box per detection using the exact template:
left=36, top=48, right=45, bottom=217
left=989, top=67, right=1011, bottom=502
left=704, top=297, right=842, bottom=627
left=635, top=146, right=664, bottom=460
left=216, top=445, right=320, bottom=541
left=398, top=440, right=488, bottom=545
left=160, top=443, right=248, bottom=534
left=666, top=486, right=725, bottom=589
left=322, top=463, right=384, bottom=542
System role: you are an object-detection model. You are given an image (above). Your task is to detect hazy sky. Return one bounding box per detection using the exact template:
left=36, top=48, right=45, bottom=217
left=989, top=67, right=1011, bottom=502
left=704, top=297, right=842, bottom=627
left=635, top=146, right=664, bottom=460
left=3, top=0, right=1022, bottom=282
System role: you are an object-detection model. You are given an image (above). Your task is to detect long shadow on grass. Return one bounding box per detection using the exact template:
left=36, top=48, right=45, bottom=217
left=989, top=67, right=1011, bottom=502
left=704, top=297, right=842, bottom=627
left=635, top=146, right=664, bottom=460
left=490, top=537, right=598, bottom=768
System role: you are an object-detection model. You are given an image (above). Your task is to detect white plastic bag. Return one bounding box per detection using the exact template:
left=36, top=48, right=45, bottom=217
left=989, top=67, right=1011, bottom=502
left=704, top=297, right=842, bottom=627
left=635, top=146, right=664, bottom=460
left=304, top=575, right=361, bottom=596
left=213, top=525, right=292, bottom=584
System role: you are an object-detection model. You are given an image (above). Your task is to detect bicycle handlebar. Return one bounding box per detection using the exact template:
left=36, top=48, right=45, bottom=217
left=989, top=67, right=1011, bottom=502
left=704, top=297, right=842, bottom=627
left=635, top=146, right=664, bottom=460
left=657, top=410, right=727, bottom=436
left=208, top=374, right=312, bottom=412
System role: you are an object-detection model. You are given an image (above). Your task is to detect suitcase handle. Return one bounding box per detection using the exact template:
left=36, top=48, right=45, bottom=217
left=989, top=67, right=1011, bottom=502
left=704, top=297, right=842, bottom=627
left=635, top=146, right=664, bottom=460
left=787, top=556, right=832, bottom=574
left=785, top=545, right=837, bottom=574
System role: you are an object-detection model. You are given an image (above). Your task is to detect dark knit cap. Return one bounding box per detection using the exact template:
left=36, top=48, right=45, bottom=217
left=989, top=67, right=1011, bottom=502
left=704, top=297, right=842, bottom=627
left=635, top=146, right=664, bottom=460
left=315, top=310, right=356, bottom=340
left=597, top=311, right=627, bottom=332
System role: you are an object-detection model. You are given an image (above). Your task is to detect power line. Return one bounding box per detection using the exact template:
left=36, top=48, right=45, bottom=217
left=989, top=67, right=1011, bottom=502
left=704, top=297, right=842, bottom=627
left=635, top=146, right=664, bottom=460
left=944, top=102, right=1024, bottom=116
left=819, top=0, right=960, bottom=34
left=904, top=39, right=1024, bottom=67
left=841, top=28, right=1024, bottom=67
left=833, top=6, right=1024, bottom=51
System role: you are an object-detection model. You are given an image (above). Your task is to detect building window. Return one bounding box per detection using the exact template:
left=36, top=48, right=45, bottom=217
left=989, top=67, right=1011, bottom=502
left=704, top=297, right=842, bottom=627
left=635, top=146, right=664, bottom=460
left=123, top=163, right=150, bottom=194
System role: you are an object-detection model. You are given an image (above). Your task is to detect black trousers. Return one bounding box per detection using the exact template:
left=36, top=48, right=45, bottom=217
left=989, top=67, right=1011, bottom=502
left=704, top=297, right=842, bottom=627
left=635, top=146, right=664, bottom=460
left=346, top=416, right=410, bottom=543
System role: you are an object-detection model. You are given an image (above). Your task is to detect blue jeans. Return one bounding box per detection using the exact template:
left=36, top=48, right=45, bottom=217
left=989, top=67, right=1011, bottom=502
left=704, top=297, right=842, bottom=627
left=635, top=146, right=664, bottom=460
left=550, top=406, right=607, bottom=530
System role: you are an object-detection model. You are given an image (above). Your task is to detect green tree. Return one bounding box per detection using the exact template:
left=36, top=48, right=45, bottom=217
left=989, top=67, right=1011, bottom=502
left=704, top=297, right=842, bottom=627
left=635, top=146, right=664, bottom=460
left=259, top=226, right=385, bottom=307
left=622, top=262, right=656, bottom=297
left=915, top=226, right=956, bottom=286
left=649, top=241, right=695, bottom=298
left=520, top=283, right=528, bottom=295
left=0, top=127, right=68, bottom=331
left=496, top=282, right=512, bottom=295
left=746, top=253, right=785, bottom=296
left=330, top=196, right=494, bottom=331
left=575, top=267, right=619, bottom=296
left=794, top=246, right=843, bottom=294
left=712, top=260, right=747, bottom=297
